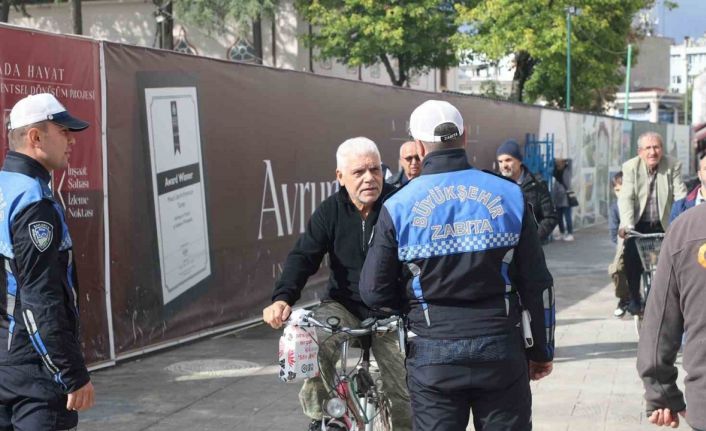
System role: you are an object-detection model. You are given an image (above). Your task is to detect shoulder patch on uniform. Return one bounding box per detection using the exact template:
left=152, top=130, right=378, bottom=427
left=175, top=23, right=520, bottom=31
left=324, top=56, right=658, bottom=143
left=698, top=243, right=706, bottom=269
left=28, top=221, right=53, bottom=252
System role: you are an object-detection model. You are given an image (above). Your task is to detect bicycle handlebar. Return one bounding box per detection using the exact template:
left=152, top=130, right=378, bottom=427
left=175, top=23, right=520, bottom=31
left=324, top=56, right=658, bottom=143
left=624, top=230, right=665, bottom=239
left=289, top=315, right=401, bottom=336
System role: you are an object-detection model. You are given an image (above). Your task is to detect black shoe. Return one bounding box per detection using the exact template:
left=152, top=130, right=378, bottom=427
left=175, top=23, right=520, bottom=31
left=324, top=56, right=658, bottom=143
left=627, top=299, right=643, bottom=316
left=613, top=300, right=628, bottom=318
left=308, top=420, right=322, bottom=431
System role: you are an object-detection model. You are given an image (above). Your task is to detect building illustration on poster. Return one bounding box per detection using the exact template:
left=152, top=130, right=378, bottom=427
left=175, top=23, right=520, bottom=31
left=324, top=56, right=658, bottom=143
left=145, top=87, right=211, bottom=304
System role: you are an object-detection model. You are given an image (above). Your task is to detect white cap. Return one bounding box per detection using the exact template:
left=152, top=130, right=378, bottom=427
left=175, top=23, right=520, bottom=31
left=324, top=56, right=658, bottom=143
left=409, top=100, right=463, bottom=143
left=9, top=93, right=89, bottom=131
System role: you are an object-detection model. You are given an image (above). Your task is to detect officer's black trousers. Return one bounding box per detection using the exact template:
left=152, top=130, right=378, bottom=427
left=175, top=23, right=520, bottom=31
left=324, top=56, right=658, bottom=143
left=406, top=331, right=531, bottom=431
left=0, top=364, right=77, bottom=431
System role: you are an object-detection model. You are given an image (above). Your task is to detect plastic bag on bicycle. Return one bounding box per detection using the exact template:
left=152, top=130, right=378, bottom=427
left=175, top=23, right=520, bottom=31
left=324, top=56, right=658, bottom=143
left=279, top=309, right=319, bottom=382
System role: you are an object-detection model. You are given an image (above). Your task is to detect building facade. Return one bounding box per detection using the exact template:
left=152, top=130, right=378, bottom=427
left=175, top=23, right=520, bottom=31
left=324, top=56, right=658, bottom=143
left=7, top=0, right=450, bottom=92
left=669, top=35, right=706, bottom=94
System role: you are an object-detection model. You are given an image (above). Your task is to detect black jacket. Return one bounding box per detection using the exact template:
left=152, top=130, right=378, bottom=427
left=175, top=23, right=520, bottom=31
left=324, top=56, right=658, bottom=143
left=360, top=149, right=555, bottom=363
left=386, top=170, right=410, bottom=189
left=520, top=167, right=558, bottom=241
left=272, top=182, right=396, bottom=320
left=0, top=152, right=89, bottom=393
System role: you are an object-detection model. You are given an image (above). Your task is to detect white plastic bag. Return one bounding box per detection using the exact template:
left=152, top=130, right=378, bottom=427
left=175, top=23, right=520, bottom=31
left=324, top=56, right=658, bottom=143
left=278, top=309, right=319, bottom=382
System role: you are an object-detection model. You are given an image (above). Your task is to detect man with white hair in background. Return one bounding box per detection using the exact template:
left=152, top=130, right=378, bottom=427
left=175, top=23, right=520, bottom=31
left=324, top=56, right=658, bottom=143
left=618, top=131, right=686, bottom=316
left=262, top=137, right=411, bottom=431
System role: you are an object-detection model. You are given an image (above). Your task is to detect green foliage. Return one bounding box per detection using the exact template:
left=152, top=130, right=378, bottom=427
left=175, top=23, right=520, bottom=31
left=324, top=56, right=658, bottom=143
left=454, top=0, right=660, bottom=111
left=480, top=80, right=506, bottom=100
left=173, top=0, right=278, bottom=36
left=296, top=0, right=467, bottom=87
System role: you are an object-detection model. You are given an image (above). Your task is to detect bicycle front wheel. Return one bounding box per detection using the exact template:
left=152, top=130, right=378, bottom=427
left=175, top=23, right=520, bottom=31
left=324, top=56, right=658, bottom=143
left=369, top=395, right=392, bottom=431
left=643, top=271, right=653, bottom=302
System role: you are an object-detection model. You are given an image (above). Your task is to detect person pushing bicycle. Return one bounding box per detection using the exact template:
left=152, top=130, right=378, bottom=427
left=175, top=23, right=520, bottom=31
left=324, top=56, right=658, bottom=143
left=262, top=137, right=411, bottom=431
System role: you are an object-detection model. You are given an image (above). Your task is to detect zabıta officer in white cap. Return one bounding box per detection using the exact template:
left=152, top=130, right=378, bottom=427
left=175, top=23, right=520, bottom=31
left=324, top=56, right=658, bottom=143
left=0, top=93, right=95, bottom=430
left=360, top=100, right=555, bottom=431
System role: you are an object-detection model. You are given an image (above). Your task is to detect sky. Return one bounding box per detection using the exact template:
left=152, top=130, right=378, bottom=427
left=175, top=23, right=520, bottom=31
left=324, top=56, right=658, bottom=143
left=655, top=0, right=706, bottom=42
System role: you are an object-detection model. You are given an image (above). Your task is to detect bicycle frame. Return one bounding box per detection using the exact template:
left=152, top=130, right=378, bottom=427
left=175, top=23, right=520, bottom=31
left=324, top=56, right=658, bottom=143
left=625, top=230, right=665, bottom=337
left=625, top=230, right=665, bottom=302
left=301, top=315, right=399, bottom=431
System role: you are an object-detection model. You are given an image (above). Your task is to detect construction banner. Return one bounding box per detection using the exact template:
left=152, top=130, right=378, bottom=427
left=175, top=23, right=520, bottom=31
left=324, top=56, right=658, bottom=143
left=0, top=25, right=109, bottom=364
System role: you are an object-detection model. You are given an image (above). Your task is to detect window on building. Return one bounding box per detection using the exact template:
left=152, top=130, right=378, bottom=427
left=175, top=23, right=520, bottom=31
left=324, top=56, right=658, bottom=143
left=173, top=27, right=197, bottom=55
left=319, top=58, right=333, bottom=70
left=369, top=63, right=381, bottom=79
left=227, top=39, right=259, bottom=64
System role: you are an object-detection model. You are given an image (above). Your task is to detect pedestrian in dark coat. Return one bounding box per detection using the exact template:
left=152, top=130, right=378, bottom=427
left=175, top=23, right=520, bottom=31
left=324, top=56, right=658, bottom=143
left=497, top=140, right=558, bottom=243
left=551, top=158, right=575, bottom=241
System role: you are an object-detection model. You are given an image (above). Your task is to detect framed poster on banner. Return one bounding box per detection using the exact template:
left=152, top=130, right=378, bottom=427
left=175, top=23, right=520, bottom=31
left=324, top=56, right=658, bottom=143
left=144, top=86, right=211, bottom=305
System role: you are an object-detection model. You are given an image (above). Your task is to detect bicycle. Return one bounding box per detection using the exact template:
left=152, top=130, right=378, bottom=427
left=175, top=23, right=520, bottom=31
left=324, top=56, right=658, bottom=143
left=625, top=230, right=665, bottom=336
left=289, top=313, right=403, bottom=431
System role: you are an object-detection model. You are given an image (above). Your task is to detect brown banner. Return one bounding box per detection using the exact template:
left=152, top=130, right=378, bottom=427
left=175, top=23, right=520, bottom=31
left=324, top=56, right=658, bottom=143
left=0, top=25, right=108, bottom=363
left=2, top=26, right=690, bottom=363
left=102, top=42, right=541, bottom=355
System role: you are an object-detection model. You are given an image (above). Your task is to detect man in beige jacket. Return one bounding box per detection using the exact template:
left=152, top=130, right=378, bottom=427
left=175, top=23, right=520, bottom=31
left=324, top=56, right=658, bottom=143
left=618, top=132, right=686, bottom=315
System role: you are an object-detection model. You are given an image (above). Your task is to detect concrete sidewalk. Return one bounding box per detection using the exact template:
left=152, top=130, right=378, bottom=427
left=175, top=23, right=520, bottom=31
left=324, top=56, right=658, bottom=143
left=79, top=223, right=681, bottom=431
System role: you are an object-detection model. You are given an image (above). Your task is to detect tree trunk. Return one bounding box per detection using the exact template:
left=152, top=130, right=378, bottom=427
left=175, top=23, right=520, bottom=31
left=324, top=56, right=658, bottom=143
left=271, top=15, right=277, bottom=67
left=511, top=51, right=535, bottom=103
left=71, top=0, right=82, bottom=34
left=308, top=23, right=313, bottom=72
left=162, top=0, right=173, bottom=50
left=398, top=56, right=408, bottom=87
left=380, top=54, right=402, bottom=86
left=252, top=15, right=263, bottom=64
left=1, top=0, right=10, bottom=23
left=439, top=65, right=447, bottom=91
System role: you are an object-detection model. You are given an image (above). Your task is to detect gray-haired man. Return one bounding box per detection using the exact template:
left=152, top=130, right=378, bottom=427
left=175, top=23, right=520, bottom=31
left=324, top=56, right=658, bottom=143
left=263, top=137, right=411, bottom=431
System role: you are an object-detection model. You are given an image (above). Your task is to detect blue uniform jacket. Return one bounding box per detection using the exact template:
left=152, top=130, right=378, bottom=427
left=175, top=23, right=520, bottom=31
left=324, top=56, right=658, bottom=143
left=669, top=185, right=701, bottom=223
left=360, top=148, right=555, bottom=363
left=0, top=152, right=89, bottom=393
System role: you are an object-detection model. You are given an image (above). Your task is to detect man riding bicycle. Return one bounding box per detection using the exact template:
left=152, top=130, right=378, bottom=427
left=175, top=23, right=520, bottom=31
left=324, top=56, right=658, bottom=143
left=618, top=132, right=686, bottom=315
left=262, top=137, right=411, bottom=431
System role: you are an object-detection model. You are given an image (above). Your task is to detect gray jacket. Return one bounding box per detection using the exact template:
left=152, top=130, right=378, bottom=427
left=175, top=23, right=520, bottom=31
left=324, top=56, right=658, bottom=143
left=551, top=165, right=572, bottom=208
left=637, top=202, right=706, bottom=430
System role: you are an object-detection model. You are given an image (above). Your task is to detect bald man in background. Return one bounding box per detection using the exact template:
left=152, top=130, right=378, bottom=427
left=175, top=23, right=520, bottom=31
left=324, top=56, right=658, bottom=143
left=387, top=141, right=421, bottom=188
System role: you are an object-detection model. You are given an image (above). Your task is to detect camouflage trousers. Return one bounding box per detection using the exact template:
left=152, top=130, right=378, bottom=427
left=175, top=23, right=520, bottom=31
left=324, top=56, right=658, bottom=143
left=299, top=300, right=412, bottom=431
left=609, top=238, right=629, bottom=301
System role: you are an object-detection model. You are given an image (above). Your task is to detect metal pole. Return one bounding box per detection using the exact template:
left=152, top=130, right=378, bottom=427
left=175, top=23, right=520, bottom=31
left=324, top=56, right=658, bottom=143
left=684, top=41, right=689, bottom=124
left=566, top=9, right=572, bottom=111
left=71, top=0, right=82, bottom=35
left=623, top=44, right=632, bottom=119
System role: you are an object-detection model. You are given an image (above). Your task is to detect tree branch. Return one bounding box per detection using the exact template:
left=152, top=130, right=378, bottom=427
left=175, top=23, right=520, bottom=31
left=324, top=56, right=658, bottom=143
left=380, top=54, right=400, bottom=86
